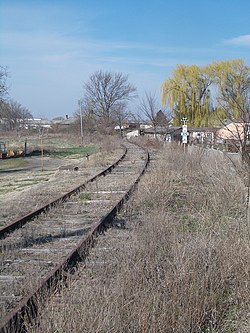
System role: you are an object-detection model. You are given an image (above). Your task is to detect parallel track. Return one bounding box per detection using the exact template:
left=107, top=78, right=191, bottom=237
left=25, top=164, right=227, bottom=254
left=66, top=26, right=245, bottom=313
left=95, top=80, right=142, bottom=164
left=0, top=147, right=127, bottom=240
left=0, top=141, right=149, bottom=333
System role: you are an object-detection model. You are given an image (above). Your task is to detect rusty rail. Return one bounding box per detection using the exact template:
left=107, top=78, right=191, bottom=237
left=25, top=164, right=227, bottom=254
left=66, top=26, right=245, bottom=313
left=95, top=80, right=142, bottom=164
left=0, top=146, right=149, bottom=333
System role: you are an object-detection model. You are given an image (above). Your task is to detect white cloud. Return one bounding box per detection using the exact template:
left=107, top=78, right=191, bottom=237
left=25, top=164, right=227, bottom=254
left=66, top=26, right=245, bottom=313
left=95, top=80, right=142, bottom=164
left=225, top=34, right=250, bottom=46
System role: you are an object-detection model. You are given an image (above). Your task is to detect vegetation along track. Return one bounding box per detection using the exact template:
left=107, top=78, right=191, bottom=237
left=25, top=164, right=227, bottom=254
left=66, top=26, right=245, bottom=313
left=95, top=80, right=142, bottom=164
left=0, top=141, right=149, bottom=333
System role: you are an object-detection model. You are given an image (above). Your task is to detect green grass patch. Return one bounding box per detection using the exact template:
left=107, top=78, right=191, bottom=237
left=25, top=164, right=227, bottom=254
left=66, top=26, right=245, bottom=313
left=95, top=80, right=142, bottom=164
left=79, top=193, right=91, bottom=201
left=0, top=158, right=29, bottom=170
left=47, top=146, right=97, bottom=158
left=179, top=215, right=199, bottom=233
left=0, top=188, right=11, bottom=194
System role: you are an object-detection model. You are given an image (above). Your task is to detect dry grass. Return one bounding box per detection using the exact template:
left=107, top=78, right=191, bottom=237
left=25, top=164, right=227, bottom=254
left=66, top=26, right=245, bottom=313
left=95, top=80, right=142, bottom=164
left=29, top=144, right=250, bottom=332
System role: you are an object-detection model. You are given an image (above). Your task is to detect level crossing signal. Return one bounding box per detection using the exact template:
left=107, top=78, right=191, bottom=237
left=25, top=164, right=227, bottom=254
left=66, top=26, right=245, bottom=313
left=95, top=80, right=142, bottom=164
left=181, top=118, right=189, bottom=144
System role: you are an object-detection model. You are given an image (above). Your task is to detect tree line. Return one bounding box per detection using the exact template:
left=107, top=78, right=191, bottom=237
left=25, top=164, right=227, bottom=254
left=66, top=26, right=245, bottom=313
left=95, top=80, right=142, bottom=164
left=1, top=59, right=249, bottom=136
left=0, top=66, right=32, bottom=131
left=78, top=70, right=170, bottom=134
left=78, top=59, right=249, bottom=135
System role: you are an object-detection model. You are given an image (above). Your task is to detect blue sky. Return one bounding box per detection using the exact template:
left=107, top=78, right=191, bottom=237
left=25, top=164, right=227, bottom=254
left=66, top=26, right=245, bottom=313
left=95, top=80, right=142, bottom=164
left=1, top=0, right=250, bottom=119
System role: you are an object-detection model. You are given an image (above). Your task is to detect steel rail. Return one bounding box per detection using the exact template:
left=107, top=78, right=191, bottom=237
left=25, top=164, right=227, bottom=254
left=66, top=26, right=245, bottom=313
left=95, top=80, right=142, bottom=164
left=0, top=147, right=127, bottom=240
left=0, top=146, right=149, bottom=333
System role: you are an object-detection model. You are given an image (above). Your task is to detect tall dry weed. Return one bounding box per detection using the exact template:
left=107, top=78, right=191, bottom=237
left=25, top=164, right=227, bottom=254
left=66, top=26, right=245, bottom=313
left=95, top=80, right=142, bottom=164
left=32, top=144, right=250, bottom=333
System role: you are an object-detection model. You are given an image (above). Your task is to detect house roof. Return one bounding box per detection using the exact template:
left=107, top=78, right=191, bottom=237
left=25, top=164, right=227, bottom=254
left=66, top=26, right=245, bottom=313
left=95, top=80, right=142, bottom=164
left=142, top=126, right=218, bottom=135
left=142, top=126, right=181, bottom=135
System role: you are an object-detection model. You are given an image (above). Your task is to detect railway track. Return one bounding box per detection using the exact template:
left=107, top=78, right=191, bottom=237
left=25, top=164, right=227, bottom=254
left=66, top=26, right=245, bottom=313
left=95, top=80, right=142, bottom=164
left=0, top=146, right=125, bottom=228
left=0, top=141, right=149, bottom=333
left=0, top=146, right=127, bottom=238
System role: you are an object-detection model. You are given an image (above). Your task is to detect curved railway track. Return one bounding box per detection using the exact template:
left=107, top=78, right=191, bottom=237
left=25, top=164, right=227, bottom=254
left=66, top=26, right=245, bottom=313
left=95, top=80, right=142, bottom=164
left=0, top=146, right=127, bottom=239
left=0, top=141, right=149, bottom=333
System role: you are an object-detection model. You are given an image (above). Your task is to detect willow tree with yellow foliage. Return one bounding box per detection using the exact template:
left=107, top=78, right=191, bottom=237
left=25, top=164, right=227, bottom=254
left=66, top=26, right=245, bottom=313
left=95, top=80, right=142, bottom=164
left=161, top=64, right=213, bottom=126
left=161, top=59, right=250, bottom=129
left=209, top=59, right=250, bottom=122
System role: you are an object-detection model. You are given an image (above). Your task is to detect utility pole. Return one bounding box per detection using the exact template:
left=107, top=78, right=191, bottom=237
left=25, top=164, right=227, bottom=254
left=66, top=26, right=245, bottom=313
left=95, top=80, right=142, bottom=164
left=39, top=127, right=44, bottom=171
left=78, top=100, right=84, bottom=145
left=24, top=138, right=27, bottom=156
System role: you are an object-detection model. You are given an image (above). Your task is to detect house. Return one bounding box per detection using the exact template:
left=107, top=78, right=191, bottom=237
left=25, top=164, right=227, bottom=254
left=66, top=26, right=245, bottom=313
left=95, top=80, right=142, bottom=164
left=216, top=120, right=250, bottom=143
left=127, top=130, right=140, bottom=139
left=188, top=127, right=218, bottom=144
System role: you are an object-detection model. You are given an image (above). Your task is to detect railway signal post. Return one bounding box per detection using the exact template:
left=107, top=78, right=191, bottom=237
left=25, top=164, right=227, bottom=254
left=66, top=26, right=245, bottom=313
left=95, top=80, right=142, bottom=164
left=78, top=99, right=84, bottom=145
left=181, top=117, right=189, bottom=152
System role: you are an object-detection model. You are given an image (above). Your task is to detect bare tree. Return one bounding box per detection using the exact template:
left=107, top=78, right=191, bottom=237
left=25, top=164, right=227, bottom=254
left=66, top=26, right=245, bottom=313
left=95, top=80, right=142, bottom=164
left=113, top=102, right=132, bottom=137
left=0, top=66, right=8, bottom=102
left=138, top=91, right=170, bottom=139
left=138, top=91, right=158, bottom=136
left=82, top=70, right=137, bottom=131
left=0, top=100, right=32, bottom=132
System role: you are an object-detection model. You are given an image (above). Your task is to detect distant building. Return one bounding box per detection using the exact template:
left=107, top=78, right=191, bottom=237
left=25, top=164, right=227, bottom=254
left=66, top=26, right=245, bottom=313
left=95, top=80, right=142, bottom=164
left=127, top=130, right=140, bottom=139
left=217, top=120, right=250, bottom=143
left=188, top=127, right=218, bottom=144
left=140, top=126, right=182, bottom=142
left=23, top=118, right=52, bottom=129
